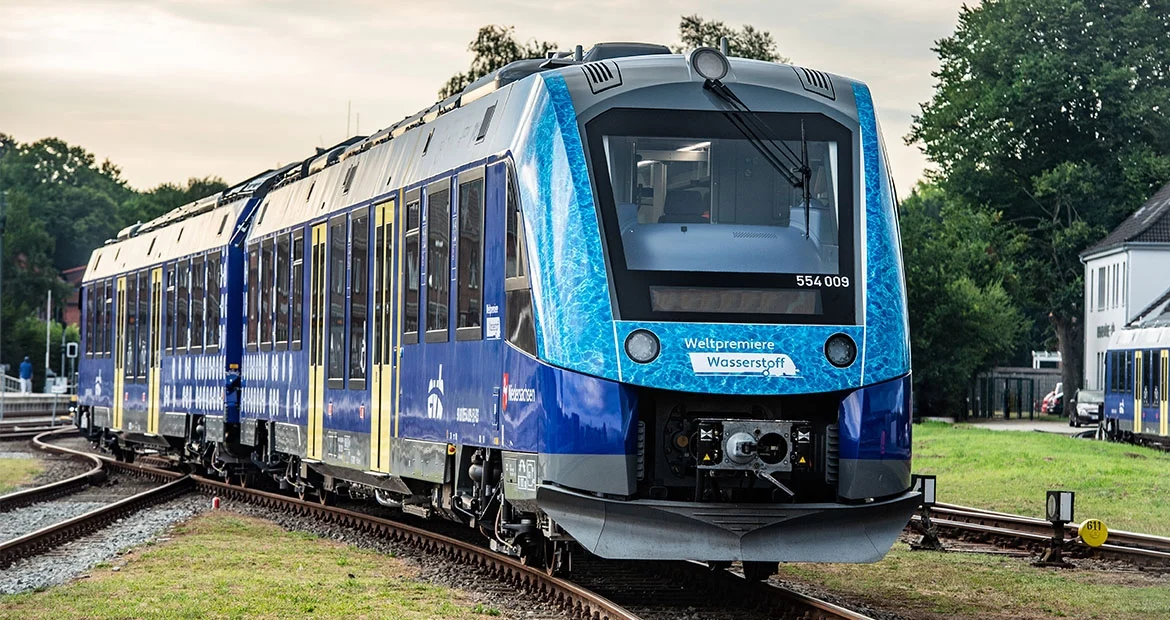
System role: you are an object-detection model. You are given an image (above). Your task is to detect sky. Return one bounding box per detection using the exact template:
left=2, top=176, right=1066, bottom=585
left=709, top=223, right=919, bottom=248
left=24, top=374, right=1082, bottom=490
left=0, top=0, right=974, bottom=194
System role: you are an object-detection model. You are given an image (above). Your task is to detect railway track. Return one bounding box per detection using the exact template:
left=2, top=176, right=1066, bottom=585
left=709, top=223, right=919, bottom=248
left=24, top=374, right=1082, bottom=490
left=920, top=502, right=1170, bottom=567
left=0, top=426, right=70, bottom=441
left=28, top=429, right=872, bottom=620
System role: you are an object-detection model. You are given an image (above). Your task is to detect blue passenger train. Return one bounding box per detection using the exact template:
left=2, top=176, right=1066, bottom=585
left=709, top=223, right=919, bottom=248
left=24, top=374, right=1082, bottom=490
left=1102, top=325, right=1170, bottom=448
left=77, top=43, right=917, bottom=578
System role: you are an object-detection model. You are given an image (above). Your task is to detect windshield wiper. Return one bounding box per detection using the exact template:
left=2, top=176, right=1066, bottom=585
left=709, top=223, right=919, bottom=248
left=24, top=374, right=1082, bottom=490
left=703, top=78, right=813, bottom=238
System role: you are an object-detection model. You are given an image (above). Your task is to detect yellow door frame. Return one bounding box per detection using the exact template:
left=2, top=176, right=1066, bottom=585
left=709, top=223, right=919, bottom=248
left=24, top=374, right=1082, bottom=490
left=113, top=277, right=127, bottom=431
left=369, top=202, right=396, bottom=472
left=147, top=268, right=162, bottom=435
left=307, top=224, right=327, bottom=460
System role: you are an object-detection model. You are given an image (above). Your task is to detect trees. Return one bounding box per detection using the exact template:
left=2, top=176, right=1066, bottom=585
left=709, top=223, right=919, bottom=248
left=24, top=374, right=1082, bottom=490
left=0, top=137, right=132, bottom=271
left=900, top=184, right=1028, bottom=416
left=674, top=14, right=789, bottom=62
left=909, top=0, right=1170, bottom=402
left=0, top=135, right=225, bottom=378
left=439, top=16, right=787, bottom=98
left=438, top=25, right=557, bottom=99
left=120, top=176, right=229, bottom=225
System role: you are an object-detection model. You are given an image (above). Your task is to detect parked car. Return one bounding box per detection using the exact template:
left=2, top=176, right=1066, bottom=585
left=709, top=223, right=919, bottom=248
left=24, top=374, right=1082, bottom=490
left=1070, top=389, right=1103, bottom=427
left=1042, top=382, right=1063, bottom=415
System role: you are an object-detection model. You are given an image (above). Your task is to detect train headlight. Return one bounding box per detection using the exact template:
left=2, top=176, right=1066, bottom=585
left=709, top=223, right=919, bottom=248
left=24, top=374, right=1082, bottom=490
left=690, top=47, right=729, bottom=81
left=824, top=333, right=857, bottom=368
left=624, top=329, right=661, bottom=364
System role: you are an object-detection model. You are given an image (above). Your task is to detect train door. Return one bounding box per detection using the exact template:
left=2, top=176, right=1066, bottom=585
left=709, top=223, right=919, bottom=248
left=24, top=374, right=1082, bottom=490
left=1134, top=350, right=1143, bottom=434
left=307, top=223, right=327, bottom=460
left=369, top=199, right=395, bottom=473
left=147, top=268, right=162, bottom=435
left=1162, top=350, right=1168, bottom=437
left=112, top=276, right=127, bottom=431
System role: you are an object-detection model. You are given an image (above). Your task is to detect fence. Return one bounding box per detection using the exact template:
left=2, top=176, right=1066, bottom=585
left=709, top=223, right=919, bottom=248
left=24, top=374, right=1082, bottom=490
left=968, top=367, right=1062, bottom=420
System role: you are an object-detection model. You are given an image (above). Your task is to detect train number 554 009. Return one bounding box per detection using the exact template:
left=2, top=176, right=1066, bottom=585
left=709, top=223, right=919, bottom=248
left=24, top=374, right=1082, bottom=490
left=795, top=275, right=850, bottom=288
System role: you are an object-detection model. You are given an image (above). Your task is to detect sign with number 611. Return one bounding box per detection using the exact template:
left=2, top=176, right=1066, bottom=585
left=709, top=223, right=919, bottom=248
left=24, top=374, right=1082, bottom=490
left=1079, top=519, right=1109, bottom=548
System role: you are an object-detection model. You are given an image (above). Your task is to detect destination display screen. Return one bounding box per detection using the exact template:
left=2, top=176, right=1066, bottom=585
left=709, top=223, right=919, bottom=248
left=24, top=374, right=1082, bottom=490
left=650, top=286, right=821, bottom=315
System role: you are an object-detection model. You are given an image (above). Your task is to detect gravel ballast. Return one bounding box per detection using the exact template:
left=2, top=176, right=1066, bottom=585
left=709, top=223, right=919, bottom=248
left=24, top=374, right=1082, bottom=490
left=0, top=495, right=208, bottom=595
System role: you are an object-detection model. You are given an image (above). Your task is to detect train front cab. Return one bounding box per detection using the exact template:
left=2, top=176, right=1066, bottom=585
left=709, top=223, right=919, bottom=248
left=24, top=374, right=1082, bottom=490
left=1103, top=346, right=1170, bottom=445
left=499, top=59, right=920, bottom=564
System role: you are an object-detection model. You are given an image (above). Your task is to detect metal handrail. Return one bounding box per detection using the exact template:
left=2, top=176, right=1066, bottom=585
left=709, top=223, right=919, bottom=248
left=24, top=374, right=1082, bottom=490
left=1, top=374, right=19, bottom=393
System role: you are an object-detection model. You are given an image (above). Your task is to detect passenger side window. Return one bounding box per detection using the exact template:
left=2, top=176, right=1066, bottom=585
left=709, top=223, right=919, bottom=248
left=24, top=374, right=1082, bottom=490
left=136, top=271, right=149, bottom=381
left=328, top=218, right=347, bottom=387
left=261, top=238, right=275, bottom=350
left=191, top=256, right=205, bottom=352
left=85, top=287, right=96, bottom=357
left=165, top=267, right=175, bottom=353
left=456, top=170, right=484, bottom=341
left=504, top=165, right=536, bottom=356
left=247, top=243, right=259, bottom=350
left=276, top=235, right=290, bottom=348
left=403, top=190, right=421, bottom=344
left=291, top=231, right=304, bottom=350
left=426, top=182, right=451, bottom=343
left=207, top=253, right=221, bottom=351
left=349, top=210, right=369, bottom=387
left=103, top=279, right=112, bottom=357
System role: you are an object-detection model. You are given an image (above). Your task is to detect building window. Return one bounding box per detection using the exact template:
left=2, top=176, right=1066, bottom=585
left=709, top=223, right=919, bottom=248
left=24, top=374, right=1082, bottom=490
left=426, top=182, right=451, bottom=342
left=349, top=210, right=369, bottom=386
left=1097, top=266, right=1106, bottom=311
left=291, top=231, right=304, bottom=350
left=403, top=192, right=421, bottom=343
left=1122, top=262, right=1127, bottom=308
left=456, top=172, right=484, bottom=340
left=328, top=218, right=347, bottom=384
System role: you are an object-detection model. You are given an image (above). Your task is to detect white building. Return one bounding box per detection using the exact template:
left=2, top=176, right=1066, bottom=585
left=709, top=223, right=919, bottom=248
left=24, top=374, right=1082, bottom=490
left=1081, top=182, right=1170, bottom=390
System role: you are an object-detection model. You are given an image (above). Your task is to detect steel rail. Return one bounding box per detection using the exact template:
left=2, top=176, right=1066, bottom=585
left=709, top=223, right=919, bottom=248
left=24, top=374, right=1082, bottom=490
left=35, top=430, right=873, bottom=619
left=934, top=501, right=1170, bottom=554
left=671, top=561, right=875, bottom=620
left=33, top=430, right=640, bottom=620
left=0, top=474, right=193, bottom=568
left=916, top=504, right=1170, bottom=567
left=0, top=429, right=105, bottom=512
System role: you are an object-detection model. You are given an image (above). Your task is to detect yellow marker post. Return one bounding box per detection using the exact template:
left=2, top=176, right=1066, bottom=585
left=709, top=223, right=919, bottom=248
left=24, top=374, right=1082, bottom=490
left=1079, top=519, right=1109, bottom=548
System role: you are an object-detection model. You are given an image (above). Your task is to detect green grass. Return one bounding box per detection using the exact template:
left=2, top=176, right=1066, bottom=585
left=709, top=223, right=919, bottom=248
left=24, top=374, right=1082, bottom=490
left=779, top=543, right=1170, bottom=620
left=914, top=422, right=1170, bottom=535
left=0, top=456, right=43, bottom=494
left=0, top=512, right=508, bottom=619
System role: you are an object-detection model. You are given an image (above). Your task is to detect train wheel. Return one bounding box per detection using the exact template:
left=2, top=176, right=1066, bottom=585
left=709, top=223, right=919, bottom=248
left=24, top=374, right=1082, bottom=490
left=295, top=485, right=308, bottom=501
left=544, top=541, right=570, bottom=577
left=317, top=490, right=332, bottom=507
left=742, top=561, right=777, bottom=582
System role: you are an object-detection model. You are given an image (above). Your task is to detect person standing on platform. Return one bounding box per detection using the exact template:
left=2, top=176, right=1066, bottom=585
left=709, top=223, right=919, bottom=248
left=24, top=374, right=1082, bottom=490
left=18, top=357, right=32, bottom=393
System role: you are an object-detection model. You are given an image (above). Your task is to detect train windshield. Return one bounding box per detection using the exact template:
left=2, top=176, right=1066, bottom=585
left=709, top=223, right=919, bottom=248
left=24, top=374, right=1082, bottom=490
left=586, top=108, right=856, bottom=324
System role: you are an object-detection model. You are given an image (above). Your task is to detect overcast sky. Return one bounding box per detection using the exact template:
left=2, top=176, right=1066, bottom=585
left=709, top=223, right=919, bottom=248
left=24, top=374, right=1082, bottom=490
left=0, top=0, right=973, bottom=194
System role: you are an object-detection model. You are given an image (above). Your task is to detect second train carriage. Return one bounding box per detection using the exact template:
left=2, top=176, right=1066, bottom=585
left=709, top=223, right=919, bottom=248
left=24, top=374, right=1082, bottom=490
left=77, top=44, right=919, bottom=575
